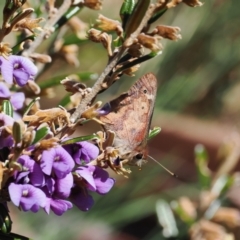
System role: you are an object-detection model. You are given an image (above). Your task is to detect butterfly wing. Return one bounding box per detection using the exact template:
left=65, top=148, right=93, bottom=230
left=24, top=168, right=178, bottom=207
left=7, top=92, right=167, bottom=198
left=100, top=73, right=158, bottom=159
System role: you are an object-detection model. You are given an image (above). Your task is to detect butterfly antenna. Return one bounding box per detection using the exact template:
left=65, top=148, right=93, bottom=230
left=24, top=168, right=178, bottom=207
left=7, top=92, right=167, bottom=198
left=147, top=155, right=178, bottom=178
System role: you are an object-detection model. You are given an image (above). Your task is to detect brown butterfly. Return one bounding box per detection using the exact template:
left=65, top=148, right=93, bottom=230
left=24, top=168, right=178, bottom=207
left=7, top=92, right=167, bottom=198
left=100, top=73, right=158, bottom=166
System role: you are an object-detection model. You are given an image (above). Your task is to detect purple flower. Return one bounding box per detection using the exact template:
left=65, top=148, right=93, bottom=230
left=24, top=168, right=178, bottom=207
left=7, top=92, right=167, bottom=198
left=55, top=172, right=73, bottom=198
left=16, top=155, right=45, bottom=187
left=0, top=55, right=38, bottom=86
left=0, top=83, right=26, bottom=110
left=9, top=183, right=46, bottom=212
left=63, top=141, right=99, bottom=164
left=40, top=146, right=74, bottom=179
left=0, top=82, right=10, bottom=98
left=10, top=92, right=25, bottom=110
left=75, top=166, right=115, bottom=194
left=0, top=113, right=14, bottom=149
left=45, top=198, right=73, bottom=216
left=70, top=188, right=94, bottom=211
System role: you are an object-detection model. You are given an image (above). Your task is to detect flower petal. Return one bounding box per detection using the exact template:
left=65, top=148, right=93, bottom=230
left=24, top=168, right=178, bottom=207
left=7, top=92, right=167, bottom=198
left=55, top=173, right=73, bottom=198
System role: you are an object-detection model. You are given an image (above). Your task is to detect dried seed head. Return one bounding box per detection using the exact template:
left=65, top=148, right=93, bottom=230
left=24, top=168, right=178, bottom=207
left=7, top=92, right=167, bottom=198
left=151, top=25, right=182, bottom=41
left=95, top=14, right=123, bottom=37
left=0, top=42, right=12, bottom=58
left=137, top=33, right=163, bottom=52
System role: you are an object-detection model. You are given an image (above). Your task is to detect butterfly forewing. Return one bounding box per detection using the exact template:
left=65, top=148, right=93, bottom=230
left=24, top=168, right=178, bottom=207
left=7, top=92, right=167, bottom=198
left=100, top=73, right=158, bottom=160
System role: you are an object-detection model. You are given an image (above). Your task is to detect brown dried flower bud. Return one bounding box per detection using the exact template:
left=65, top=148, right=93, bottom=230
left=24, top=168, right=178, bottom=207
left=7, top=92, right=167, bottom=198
left=178, top=197, right=197, bottom=220
left=21, top=126, right=36, bottom=148
left=167, top=0, right=203, bottom=8
left=29, top=53, right=52, bottom=63
left=27, top=80, right=41, bottom=95
left=36, top=137, right=59, bottom=151
left=82, top=101, right=103, bottom=122
left=60, top=44, right=80, bottom=67
left=137, top=33, right=163, bottom=52
left=189, top=220, right=229, bottom=240
left=72, top=0, right=103, bottom=10
left=212, top=207, right=240, bottom=229
left=128, top=43, right=144, bottom=58
left=61, top=77, right=86, bottom=94
left=122, top=64, right=140, bottom=76
left=14, top=17, right=44, bottom=33
left=95, top=14, right=123, bottom=37
left=150, top=25, right=182, bottom=41
left=0, top=42, right=12, bottom=58
left=88, top=28, right=112, bottom=56
left=68, top=17, right=88, bottom=39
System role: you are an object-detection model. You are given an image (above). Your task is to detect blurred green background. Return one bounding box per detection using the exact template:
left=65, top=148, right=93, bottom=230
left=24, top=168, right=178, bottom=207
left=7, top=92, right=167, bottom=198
left=4, top=0, right=240, bottom=239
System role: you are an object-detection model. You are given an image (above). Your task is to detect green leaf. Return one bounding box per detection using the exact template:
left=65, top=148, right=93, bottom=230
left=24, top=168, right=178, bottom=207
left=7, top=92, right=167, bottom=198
left=0, top=232, right=32, bottom=240
left=124, top=0, right=150, bottom=38
left=0, top=204, right=12, bottom=233
left=148, top=127, right=161, bottom=140
left=155, top=200, right=178, bottom=238
left=53, top=6, right=82, bottom=31
left=61, top=135, right=99, bottom=145
left=211, top=174, right=234, bottom=197
left=2, top=100, right=13, bottom=117
left=58, top=95, right=71, bottom=107
left=12, top=122, right=22, bottom=144
left=171, top=200, right=195, bottom=226
left=148, top=8, right=167, bottom=25
left=32, top=127, right=49, bottom=145
left=120, top=0, right=136, bottom=29
left=23, top=97, right=40, bottom=116
left=195, top=144, right=211, bottom=189
left=38, top=72, right=98, bottom=89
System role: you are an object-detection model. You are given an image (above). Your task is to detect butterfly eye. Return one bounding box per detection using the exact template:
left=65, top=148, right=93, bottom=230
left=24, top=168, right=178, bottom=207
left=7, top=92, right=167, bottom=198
left=143, top=89, right=147, bottom=94
left=135, top=153, right=143, bottom=160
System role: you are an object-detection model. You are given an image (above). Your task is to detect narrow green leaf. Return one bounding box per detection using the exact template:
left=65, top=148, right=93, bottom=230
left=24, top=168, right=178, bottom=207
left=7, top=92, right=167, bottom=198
left=120, top=0, right=135, bottom=29
left=195, top=144, right=211, bottom=189
left=0, top=232, right=32, bottom=240
left=156, top=200, right=178, bottom=238
left=38, top=72, right=98, bottom=89
left=171, top=200, right=195, bottom=226
left=61, top=135, right=99, bottom=145
left=58, top=95, right=71, bottom=107
left=2, top=100, right=13, bottom=117
left=12, top=122, right=22, bottom=144
left=148, top=127, right=161, bottom=140
left=211, top=174, right=234, bottom=197
left=23, top=97, right=40, bottom=116
left=148, top=8, right=167, bottom=25
left=124, top=0, right=150, bottom=38
left=53, top=6, right=81, bottom=31
left=32, top=127, right=49, bottom=145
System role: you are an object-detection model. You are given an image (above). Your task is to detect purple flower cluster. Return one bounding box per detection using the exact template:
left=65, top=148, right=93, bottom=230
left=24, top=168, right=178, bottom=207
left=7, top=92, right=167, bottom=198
left=0, top=55, right=115, bottom=216
left=8, top=142, right=115, bottom=215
